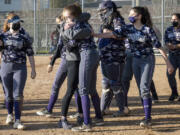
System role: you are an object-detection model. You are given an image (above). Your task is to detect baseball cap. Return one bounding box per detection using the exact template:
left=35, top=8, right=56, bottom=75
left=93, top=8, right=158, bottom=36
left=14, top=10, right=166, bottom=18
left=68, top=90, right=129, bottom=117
left=8, top=15, right=24, bottom=23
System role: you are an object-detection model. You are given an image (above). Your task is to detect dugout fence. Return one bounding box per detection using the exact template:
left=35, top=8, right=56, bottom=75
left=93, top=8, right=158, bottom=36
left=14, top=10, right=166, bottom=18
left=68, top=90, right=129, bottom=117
left=0, top=0, right=180, bottom=55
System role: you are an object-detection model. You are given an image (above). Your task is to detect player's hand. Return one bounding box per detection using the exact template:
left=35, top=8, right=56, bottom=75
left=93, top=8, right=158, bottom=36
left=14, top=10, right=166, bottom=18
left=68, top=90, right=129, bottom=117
left=167, top=62, right=174, bottom=75
left=49, top=55, right=53, bottom=60
left=168, top=44, right=176, bottom=50
left=103, top=29, right=112, bottom=33
left=64, top=22, right=75, bottom=30
left=31, top=70, right=36, bottom=79
left=47, top=65, right=53, bottom=73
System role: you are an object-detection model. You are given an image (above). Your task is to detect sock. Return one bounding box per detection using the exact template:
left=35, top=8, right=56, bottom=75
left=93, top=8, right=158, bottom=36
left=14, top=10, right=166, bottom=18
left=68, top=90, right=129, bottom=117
left=91, top=93, right=102, bottom=119
left=47, top=94, right=58, bottom=112
left=123, top=81, right=130, bottom=107
left=6, top=100, right=13, bottom=114
left=14, top=101, right=21, bottom=120
left=143, top=98, right=152, bottom=120
left=172, top=86, right=178, bottom=95
left=114, top=92, right=124, bottom=112
left=81, top=95, right=90, bottom=125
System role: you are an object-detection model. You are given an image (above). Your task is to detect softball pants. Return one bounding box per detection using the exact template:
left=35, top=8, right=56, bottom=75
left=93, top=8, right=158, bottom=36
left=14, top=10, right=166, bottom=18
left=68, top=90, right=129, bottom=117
left=1, top=61, right=27, bottom=120
left=132, top=55, right=155, bottom=120
left=167, top=53, right=180, bottom=96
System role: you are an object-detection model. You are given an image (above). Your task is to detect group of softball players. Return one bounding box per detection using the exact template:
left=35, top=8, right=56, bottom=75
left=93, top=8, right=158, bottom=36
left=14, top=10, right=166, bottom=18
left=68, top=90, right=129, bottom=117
left=0, top=0, right=180, bottom=132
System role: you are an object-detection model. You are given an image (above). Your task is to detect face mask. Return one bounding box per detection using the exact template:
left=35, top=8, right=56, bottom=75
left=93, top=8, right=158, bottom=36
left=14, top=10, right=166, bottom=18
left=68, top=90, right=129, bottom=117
left=128, top=16, right=136, bottom=24
left=12, top=22, right=21, bottom=31
left=172, top=21, right=179, bottom=27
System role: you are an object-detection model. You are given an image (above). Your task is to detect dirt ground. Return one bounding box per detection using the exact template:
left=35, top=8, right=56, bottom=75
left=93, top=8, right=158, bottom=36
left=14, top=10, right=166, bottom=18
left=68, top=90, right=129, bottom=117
left=0, top=56, right=180, bottom=135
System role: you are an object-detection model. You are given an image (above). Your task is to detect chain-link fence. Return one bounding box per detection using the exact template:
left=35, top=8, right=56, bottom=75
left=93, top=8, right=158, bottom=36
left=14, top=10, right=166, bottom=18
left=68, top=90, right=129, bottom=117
left=0, top=0, right=180, bottom=54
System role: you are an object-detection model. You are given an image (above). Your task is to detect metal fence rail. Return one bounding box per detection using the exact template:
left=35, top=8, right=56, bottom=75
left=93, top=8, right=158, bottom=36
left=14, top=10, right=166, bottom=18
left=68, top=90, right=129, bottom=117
left=0, top=0, right=180, bottom=55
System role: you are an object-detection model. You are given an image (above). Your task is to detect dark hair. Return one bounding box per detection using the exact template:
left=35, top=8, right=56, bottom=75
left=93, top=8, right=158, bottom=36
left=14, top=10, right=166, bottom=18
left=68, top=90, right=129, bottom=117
left=131, top=6, right=153, bottom=27
left=112, top=7, right=124, bottom=20
left=172, top=13, right=180, bottom=20
left=106, top=1, right=124, bottom=20
left=63, top=3, right=82, bottom=19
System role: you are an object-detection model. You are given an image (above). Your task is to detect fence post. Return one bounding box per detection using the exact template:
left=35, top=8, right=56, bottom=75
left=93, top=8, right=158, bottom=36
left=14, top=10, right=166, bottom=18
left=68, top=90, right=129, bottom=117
left=161, top=0, right=165, bottom=46
left=136, top=0, right=140, bottom=6
left=46, top=23, right=48, bottom=51
left=132, top=0, right=136, bottom=7
left=34, top=0, right=37, bottom=54
left=82, top=0, right=84, bottom=12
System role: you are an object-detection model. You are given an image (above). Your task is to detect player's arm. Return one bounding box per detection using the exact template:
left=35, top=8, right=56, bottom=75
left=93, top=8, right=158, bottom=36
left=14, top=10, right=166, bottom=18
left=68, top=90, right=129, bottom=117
left=28, top=56, right=36, bottom=79
left=48, top=42, right=62, bottom=73
left=150, top=28, right=174, bottom=75
left=0, top=34, right=4, bottom=51
left=166, top=42, right=180, bottom=50
left=93, top=32, right=116, bottom=39
left=63, top=24, right=92, bottom=40
left=93, top=23, right=126, bottom=40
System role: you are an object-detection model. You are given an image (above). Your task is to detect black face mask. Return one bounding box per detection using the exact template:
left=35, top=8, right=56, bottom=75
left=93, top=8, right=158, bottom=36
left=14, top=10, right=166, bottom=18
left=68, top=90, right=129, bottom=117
left=12, top=22, right=21, bottom=31
left=172, top=21, right=179, bottom=27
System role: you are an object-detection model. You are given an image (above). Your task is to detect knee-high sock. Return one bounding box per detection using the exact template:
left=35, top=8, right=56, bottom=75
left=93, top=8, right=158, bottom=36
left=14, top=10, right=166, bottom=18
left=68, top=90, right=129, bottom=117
left=91, top=93, right=102, bottom=119
left=123, top=81, right=130, bottom=107
left=81, top=95, right=90, bottom=125
left=143, top=98, right=152, bottom=120
left=47, top=94, right=58, bottom=112
left=14, top=101, right=21, bottom=120
left=6, top=100, right=13, bottom=114
left=114, top=92, right=124, bottom=112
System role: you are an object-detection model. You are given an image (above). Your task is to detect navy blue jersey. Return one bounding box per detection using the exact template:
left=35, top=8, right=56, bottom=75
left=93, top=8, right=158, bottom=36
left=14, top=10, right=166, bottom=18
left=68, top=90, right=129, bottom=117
left=0, top=30, right=34, bottom=63
left=165, top=26, right=180, bottom=55
left=125, top=24, right=161, bottom=57
left=98, top=17, right=126, bottom=64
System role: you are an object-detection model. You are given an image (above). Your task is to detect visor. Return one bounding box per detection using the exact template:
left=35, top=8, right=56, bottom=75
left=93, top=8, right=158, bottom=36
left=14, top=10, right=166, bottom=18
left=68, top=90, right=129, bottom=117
left=8, top=16, right=24, bottom=23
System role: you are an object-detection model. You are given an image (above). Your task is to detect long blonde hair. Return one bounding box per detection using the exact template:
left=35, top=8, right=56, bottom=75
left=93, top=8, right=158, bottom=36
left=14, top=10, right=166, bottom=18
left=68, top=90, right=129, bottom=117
left=3, top=12, right=17, bottom=32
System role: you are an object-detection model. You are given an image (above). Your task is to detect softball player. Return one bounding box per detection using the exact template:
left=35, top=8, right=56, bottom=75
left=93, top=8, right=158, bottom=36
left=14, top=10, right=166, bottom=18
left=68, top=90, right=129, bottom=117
left=165, top=13, right=180, bottom=101
left=93, top=0, right=127, bottom=117
left=36, top=32, right=68, bottom=117
left=69, top=13, right=103, bottom=133
left=101, top=49, right=159, bottom=116
left=123, top=7, right=174, bottom=128
left=36, top=14, right=84, bottom=119
left=121, top=25, right=162, bottom=108
left=58, top=4, right=103, bottom=132
left=0, top=14, right=36, bottom=130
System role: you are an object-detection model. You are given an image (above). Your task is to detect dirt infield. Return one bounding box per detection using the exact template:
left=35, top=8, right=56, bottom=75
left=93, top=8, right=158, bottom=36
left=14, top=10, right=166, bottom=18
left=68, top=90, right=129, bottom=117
left=0, top=56, right=180, bottom=135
